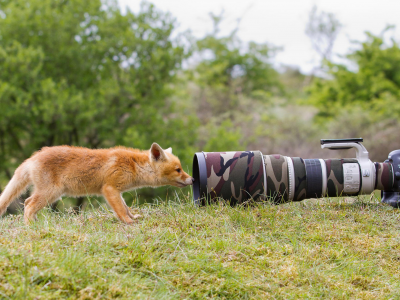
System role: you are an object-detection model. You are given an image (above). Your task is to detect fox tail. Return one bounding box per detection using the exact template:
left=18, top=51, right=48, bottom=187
left=0, top=162, right=32, bottom=216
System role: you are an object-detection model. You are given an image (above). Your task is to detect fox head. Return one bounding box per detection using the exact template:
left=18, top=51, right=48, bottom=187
left=149, top=143, right=194, bottom=188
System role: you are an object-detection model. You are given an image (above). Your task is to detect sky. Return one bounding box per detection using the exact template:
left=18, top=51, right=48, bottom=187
left=118, top=0, right=400, bottom=74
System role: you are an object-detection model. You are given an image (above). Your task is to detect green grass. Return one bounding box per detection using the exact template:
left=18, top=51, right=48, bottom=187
left=1, top=194, right=400, bottom=299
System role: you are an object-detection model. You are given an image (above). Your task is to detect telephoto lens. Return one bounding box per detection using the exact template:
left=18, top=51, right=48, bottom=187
left=192, top=138, right=399, bottom=207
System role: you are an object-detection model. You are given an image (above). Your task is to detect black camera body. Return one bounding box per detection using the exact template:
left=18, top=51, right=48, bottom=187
left=382, top=149, right=400, bottom=207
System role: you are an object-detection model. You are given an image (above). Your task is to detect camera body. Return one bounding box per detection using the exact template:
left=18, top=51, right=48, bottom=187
left=192, top=138, right=400, bottom=207
left=382, top=149, right=400, bottom=207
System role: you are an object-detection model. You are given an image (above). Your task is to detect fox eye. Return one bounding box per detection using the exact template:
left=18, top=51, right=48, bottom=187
left=176, top=168, right=181, bottom=173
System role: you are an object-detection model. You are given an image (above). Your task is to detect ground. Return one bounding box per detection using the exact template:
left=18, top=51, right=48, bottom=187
left=0, top=194, right=399, bottom=299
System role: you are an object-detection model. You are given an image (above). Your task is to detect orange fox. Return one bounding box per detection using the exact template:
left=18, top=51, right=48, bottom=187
left=0, top=143, right=193, bottom=225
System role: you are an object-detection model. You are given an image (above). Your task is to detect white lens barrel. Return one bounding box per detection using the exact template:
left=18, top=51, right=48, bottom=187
left=319, top=159, right=327, bottom=197
left=343, top=163, right=361, bottom=194
left=286, top=156, right=295, bottom=201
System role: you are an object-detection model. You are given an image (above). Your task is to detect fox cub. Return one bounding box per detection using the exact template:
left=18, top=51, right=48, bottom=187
left=0, top=143, right=193, bottom=225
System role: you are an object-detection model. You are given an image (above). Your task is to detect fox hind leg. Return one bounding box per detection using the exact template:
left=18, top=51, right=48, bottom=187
left=24, top=190, right=62, bottom=225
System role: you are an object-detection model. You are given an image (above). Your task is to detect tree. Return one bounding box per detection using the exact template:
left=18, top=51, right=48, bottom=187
left=192, top=13, right=282, bottom=114
left=305, top=6, right=342, bottom=76
left=307, top=30, right=400, bottom=121
left=0, top=0, right=196, bottom=202
left=182, top=12, right=283, bottom=152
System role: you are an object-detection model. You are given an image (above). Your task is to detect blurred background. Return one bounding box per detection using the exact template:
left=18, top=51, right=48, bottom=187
left=1, top=0, right=400, bottom=211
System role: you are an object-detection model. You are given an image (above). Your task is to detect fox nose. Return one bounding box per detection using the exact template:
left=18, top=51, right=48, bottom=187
left=191, top=177, right=195, bottom=183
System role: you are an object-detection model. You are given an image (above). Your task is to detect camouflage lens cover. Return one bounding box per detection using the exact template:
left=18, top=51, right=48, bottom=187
left=324, top=159, right=344, bottom=197
left=201, top=151, right=266, bottom=204
left=263, top=155, right=289, bottom=203
left=375, top=162, right=393, bottom=190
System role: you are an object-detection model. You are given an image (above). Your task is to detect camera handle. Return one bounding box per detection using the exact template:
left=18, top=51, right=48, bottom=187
left=321, top=140, right=376, bottom=194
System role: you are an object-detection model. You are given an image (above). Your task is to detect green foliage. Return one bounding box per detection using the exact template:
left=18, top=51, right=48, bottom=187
left=195, top=37, right=281, bottom=96
left=307, top=31, right=400, bottom=121
left=203, top=120, right=244, bottom=152
left=0, top=1, right=287, bottom=203
left=182, top=13, right=283, bottom=155
left=0, top=0, right=193, bottom=182
left=192, top=14, right=282, bottom=114
left=0, top=0, right=210, bottom=207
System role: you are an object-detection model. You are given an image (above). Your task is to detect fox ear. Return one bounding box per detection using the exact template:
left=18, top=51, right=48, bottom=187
left=150, top=143, right=168, bottom=161
left=165, top=147, right=172, bottom=154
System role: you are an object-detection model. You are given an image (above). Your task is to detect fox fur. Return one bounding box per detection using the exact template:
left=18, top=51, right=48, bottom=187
left=0, top=143, right=193, bottom=225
